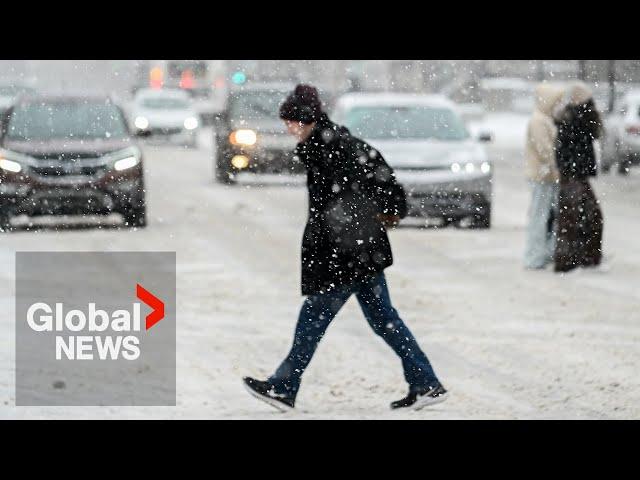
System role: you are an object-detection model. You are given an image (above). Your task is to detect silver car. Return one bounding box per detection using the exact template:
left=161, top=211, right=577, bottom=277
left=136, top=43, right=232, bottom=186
left=600, top=90, right=640, bottom=175
left=332, top=93, right=493, bottom=228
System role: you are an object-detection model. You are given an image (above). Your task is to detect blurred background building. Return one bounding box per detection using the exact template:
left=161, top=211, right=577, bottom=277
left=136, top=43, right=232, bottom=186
left=1, top=60, right=639, bottom=114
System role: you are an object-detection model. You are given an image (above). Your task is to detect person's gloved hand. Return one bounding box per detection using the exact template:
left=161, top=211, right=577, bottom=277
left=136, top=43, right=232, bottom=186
left=377, top=213, right=400, bottom=229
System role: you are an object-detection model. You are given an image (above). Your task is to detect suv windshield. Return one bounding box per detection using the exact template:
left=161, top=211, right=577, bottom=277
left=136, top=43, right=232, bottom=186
left=6, top=101, right=129, bottom=140
left=0, top=86, right=36, bottom=97
left=229, top=90, right=289, bottom=120
left=342, top=106, right=470, bottom=141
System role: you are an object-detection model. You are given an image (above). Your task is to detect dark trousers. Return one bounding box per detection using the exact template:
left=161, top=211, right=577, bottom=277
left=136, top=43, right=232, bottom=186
left=269, top=272, right=440, bottom=399
left=555, top=178, right=603, bottom=272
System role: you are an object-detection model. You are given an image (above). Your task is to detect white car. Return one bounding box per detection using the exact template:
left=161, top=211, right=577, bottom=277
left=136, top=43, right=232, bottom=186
left=600, top=90, right=640, bottom=175
left=332, top=93, right=493, bottom=228
left=130, top=88, right=199, bottom=148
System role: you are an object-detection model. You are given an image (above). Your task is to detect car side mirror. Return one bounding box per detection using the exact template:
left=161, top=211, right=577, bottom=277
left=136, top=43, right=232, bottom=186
left=477, top=131, right=493, bottom=143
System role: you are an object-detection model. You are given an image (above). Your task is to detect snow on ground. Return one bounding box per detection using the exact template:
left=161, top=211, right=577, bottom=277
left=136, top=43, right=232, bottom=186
left=1, top=126, right=639, bottom=419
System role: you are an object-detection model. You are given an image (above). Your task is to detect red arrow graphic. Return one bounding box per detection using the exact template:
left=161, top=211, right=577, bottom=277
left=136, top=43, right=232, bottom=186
left=136, top=284, right=165, bottom=330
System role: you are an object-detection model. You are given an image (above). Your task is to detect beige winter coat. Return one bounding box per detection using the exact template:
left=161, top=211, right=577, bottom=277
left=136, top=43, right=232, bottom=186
left=525, top=83, right=565, bottom=183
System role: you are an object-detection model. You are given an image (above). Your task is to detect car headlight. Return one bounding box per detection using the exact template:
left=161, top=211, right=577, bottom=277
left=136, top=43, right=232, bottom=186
left=0, top=158, right=22, bottom=173
left=114, top=156, right=139, bottom=171
left=231, top=155, right=250, bottom=169
left=0, top=149, right=35, bottom=174
left=229, top=129, right=257, bottom=146
left=105, top=147, right=141, bottom=172
left=135, top=116, right=149, bottom=130
left=184, top=117, right=199, bottom=130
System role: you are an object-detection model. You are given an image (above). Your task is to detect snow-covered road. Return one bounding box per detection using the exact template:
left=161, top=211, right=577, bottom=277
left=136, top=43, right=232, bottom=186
left=2, top=123, right=639, bottom=419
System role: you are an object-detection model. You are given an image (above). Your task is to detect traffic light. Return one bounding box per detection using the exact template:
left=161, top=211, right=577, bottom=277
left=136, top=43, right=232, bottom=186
left=180, top=69, right=195, bottom=89
left=231, top=71, right=247, bottom=85
left=149, top=67, right=163, bottom=89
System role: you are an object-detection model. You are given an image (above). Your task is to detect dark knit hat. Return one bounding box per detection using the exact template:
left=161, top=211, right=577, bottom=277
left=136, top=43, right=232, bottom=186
left=279, top=84, right=323, bottom=124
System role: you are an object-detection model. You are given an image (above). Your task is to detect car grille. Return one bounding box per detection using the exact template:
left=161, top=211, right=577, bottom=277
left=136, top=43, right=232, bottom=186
left=30, top=165, right=107, bottom=177
left=150, top=127, right=182, bottom=135
left=29, top=152, right=102, bottom=161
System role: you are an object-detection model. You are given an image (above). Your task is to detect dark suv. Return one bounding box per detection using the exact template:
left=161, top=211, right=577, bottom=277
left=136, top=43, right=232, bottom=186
left=214, top=83, right=300, bottom=184
left=0, top=95, right=146, bottom=229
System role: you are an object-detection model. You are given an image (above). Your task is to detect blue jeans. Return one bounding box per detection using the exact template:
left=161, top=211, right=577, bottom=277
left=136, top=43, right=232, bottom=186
left=524, top=181, right=559, bottom=269
left=269, top=272, right=440, bottom=399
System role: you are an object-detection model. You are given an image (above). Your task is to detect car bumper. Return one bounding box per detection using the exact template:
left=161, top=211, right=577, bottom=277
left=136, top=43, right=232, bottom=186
left=395, top=170, right=492, bottom=218
left=227, top=146, right=304, bottom=175
left=0, top=168, right=144, bottom=217
left=140, top=127, right=197, bottom=141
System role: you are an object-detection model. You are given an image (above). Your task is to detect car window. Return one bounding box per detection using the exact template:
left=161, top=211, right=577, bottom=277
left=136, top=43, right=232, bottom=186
left=228, top=91, right=289, bottom=120
left=6, top=102, right=129, bottom=140
left=342, top=105, right=470, bottom=141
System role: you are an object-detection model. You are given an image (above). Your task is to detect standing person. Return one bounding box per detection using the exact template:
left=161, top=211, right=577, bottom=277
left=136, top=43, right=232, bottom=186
left=243, top=85, right=447, bottom=411
left=524, top=83, right=565, bottom=269
left=554, top=81, right=604, bottom=273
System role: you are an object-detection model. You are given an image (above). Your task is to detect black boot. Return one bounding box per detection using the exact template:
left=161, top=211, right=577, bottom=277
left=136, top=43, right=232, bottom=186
left=243, top=377, right=295, bottom=412
left=390, top=382, right=448, bottom=410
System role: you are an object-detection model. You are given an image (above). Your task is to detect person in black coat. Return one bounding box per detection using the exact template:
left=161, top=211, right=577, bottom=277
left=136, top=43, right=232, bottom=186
left=554, top=81, right=604, bottom=273
left=243, top=85, right=447, bottom=411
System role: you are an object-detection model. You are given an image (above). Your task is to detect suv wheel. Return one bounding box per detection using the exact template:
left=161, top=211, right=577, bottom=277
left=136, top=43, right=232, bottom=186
left=123, top=204, right=147, bottom=228
left=0, top=213, right=12, bottom=232
left=215, top=155, right=236, bottom=185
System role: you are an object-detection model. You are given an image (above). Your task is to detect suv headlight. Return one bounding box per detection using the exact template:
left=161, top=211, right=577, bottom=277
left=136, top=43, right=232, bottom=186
left=229, top=129, right=257, bottom=146
left=104, top=147, right=142, bottom=172
left=0, top=149, right=36, bottom=174
left=0, top=158, right=22, bottom=173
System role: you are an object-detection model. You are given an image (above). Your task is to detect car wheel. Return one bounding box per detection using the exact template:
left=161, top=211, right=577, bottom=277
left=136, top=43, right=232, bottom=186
left=468, top=204, right=491, bottom=229
left=123, top=204, right=147, bottom=228
left=0, top=213, right=12, bottom=232
left=215, top=155, right=236, bottom=185
left=618, top=155, right=632, bottom=175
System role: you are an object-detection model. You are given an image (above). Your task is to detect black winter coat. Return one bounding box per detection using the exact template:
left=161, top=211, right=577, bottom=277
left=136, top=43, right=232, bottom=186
left=294, top=113, right=407, bottom=295
left=555, top=99, right=603, bottom=180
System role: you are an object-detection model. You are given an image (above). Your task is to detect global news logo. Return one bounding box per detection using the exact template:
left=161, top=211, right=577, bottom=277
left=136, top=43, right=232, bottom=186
left=25, top=284, right=164, bottom=361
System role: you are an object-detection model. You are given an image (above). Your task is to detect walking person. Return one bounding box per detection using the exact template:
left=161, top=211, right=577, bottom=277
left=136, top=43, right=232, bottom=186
left=243, top=85, right=447, bottom=411
left=553, top=81, right=604, bottom=273
left=523, top=82, right=565, bottom=269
